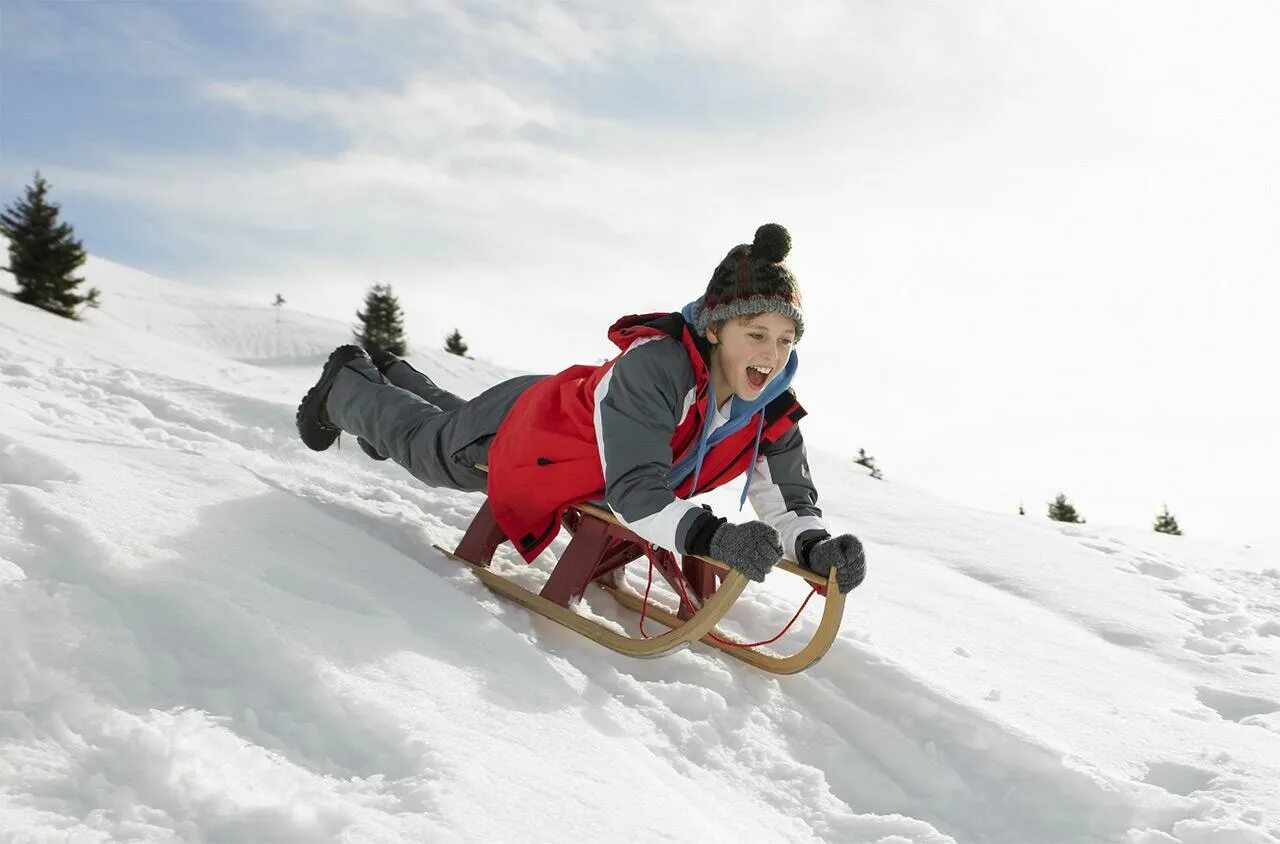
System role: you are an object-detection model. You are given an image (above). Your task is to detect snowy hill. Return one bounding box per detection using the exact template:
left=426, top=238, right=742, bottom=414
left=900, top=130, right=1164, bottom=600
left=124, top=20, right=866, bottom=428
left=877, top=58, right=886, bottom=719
left=1, top=261, right=1277, bottom=843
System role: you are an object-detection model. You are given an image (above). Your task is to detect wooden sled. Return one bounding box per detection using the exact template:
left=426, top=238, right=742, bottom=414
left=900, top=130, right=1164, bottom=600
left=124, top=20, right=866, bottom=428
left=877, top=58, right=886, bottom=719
left=435, top=491, right=846, bottom=674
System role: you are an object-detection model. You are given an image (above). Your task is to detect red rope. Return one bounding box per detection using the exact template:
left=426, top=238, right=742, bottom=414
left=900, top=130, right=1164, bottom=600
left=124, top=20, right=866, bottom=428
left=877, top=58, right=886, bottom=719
left=710, top=585, right=819, bottom=648
left=637, top=556, right=657, bottom=639
left=637, top=556, right=818, bottom=648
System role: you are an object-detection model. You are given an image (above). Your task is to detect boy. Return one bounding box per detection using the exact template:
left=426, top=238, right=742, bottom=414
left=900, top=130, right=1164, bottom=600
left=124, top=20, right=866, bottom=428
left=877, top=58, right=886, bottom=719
left=297, top=224, right=865, bottom=592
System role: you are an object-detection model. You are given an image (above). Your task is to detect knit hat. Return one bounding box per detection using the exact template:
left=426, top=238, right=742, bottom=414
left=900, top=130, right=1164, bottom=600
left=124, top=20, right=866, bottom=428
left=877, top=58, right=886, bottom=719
left=691, top=223, right=805, bottom=342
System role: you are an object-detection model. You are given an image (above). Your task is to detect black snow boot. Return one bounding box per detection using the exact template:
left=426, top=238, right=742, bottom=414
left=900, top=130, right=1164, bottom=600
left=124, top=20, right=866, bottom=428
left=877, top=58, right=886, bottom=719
left=296, top=345, right=370, bottom=451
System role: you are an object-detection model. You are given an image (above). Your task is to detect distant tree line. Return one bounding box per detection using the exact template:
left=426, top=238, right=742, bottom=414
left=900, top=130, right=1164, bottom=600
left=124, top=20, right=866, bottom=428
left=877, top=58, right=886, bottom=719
left=1, top=173, right=474, bottom=358
left=1040, top=493, right=1182, bottom=535
left=856, top=451, right=1185, bottom=536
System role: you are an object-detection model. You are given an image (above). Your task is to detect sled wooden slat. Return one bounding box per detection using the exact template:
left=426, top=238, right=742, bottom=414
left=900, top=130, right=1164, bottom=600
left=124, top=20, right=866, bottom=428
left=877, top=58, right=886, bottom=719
left=434, top=544, right=748, bottom=658
left=602, top=566, right=845, bottom=675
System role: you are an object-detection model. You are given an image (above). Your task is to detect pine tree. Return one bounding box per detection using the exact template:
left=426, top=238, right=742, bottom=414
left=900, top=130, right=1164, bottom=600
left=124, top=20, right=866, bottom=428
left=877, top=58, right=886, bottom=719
left=1047, top=493, right=1085, bottom=524
left=853, top=447, right=884, bottom=480
left=444, top=328, right=468, bottom=357
left=0, top=172, right=99, bottom=318
left=1018, top=504, right=1025, bottom=516
left=272, top=293, right=286, bottom=324
left=1153, top=505, right=1182, bottom=536
left=353, top=283, right=407, bottom=356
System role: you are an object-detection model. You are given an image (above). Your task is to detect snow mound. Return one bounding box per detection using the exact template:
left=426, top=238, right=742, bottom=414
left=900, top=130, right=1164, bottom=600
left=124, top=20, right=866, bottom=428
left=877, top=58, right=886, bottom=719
left=1, top=258, right=1277, bottom=842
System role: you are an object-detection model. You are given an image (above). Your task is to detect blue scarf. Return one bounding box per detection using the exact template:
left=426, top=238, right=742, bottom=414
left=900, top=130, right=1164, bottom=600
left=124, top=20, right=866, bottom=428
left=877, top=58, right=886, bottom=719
left=668, top=301, right=799, bottom=509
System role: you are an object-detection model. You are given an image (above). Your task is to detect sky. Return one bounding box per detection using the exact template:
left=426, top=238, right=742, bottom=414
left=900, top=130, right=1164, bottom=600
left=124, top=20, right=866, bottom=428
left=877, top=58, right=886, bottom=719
left=1, top=0, right=1278, bottom=545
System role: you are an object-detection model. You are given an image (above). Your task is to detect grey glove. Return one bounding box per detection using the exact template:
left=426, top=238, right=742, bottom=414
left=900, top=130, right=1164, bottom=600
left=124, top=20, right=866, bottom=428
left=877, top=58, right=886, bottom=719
left=806, top=534, right=867, bottom=593
left=707, top=520, right=784, bottom=582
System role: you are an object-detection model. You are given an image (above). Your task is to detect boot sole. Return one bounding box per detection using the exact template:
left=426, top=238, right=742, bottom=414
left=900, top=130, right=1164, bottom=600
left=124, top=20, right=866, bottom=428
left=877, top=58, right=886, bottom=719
left=296, top=346, right=366, bottom=451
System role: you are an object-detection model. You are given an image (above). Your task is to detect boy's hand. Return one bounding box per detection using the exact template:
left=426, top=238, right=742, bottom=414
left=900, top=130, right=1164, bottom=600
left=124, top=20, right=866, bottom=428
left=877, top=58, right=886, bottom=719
left=806, top=534, right=866, bottom=592
left=708, top=520, right=784, bottom=582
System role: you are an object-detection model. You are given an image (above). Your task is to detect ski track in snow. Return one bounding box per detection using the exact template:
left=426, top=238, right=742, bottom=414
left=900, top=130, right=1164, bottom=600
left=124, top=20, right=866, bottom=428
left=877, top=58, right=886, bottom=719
left=1, top=274, right=1278, bottom=843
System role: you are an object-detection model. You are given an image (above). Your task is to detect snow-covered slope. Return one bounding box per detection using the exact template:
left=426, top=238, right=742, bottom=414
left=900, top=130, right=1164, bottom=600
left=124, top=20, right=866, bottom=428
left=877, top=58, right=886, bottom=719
left=1, top=264, right=1277, bottom=843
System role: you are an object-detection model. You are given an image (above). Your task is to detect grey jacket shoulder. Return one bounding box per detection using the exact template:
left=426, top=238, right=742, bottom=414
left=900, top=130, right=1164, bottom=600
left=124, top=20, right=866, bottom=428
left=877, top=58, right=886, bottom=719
left=592, top=334, right=709, bottom=555
left=608, top=335, right=696, bottom=422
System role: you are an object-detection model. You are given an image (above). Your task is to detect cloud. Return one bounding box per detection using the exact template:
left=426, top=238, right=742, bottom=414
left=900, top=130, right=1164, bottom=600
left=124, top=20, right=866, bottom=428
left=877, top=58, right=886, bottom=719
left=250, top=0, right=617, bottom=78
left=202, top=76, right=564, bottom=156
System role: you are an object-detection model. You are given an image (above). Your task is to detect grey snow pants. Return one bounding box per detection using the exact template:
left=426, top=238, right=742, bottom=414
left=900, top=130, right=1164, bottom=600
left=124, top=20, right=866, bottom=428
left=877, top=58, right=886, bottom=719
left=325, top=355, right=546, bottom=492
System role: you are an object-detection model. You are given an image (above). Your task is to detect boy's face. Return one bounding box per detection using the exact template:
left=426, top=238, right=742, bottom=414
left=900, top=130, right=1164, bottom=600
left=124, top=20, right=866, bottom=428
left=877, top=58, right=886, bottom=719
left=706, top=312, right=796, bottom=402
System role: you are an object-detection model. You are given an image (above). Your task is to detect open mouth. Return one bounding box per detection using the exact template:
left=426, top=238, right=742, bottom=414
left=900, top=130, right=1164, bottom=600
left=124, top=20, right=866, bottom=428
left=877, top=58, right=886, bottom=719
left=745, top=364, right=771, bottom=390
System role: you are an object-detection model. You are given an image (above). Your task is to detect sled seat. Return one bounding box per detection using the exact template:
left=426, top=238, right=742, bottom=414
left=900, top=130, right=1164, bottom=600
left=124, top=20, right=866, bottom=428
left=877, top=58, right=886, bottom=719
left=434, top=483, right=846, bottom=674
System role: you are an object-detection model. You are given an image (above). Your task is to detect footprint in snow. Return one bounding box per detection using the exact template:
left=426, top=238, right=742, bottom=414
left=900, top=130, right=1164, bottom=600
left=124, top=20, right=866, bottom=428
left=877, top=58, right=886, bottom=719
left=1095, top=627, right=1151, bottom=648
left=1182, top=636, right=1255, bottom=657
left=1162, top=589, right=1236, bottom=615
left=1130, top=558, right=1182, bottom=581
left=1195, top=686, right=1280, bottom=724
left=1140, top=761, right=1217, bottom=797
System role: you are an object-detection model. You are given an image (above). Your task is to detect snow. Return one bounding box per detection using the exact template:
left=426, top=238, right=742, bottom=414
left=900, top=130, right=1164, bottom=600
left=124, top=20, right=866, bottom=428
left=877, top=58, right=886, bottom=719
left=1, top=256, right=1277, bottom=843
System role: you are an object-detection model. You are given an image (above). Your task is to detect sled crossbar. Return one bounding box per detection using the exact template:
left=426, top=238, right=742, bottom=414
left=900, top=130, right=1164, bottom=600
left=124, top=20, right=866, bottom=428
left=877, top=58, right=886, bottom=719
left=435, top=476, right=847, bottom=673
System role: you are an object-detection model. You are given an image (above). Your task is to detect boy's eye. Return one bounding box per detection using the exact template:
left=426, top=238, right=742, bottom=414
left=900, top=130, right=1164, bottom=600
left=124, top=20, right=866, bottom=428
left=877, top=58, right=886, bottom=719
left=749, top=333, right=765, bottom=341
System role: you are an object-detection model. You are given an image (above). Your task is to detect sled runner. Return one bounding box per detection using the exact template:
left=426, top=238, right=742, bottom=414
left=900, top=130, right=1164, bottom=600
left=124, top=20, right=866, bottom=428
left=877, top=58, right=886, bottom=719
left=433, top=480, right=846, bottom=674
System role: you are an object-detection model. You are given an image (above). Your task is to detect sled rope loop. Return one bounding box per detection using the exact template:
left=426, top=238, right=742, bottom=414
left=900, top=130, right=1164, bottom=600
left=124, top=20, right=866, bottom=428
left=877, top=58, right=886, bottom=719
left=637, top=554, right=821, bottom=647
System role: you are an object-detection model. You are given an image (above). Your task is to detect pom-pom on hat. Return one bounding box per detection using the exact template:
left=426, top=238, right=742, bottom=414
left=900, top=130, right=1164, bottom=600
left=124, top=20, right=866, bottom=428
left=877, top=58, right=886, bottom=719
left=691, top=223, right=805, bottom=342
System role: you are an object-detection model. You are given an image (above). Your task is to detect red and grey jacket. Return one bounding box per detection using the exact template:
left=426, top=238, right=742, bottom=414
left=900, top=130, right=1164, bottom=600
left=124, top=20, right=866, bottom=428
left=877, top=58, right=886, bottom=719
left=487, top=312, right=830, bottom=563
